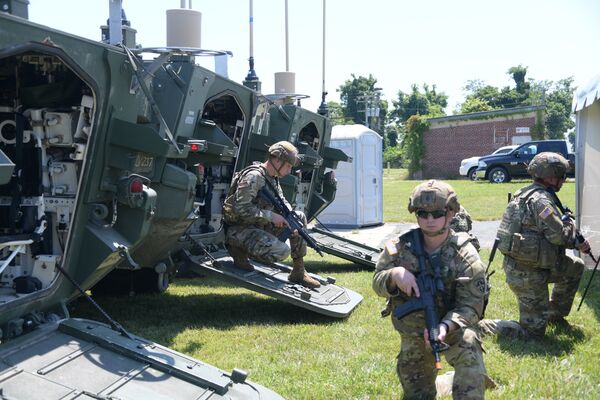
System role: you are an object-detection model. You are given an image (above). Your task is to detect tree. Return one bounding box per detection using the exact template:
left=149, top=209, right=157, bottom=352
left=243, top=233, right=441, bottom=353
left=459, top=97, right=494, bottom=114
left=507, top=64, right=530, bottom=95
left=544, top=78, right=575, bottom=139
left=337, top=74, right=387, bottom=130
left=325, top=101, right=349, bottom=126
left=458, top=66, right=575, bottom=141
left=401, top=115, right=429, bottom=177
left=391, top=83, right=447, bottom=123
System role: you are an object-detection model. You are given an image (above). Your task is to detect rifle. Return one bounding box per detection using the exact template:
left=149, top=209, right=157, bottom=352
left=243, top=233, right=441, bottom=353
left=393, top=229, right=449, bottom=370
left=258, top=183, right=324, bottom=257
left=481, top=238, right=499, bottom=319
left=546, top=188, right=599, bottom=311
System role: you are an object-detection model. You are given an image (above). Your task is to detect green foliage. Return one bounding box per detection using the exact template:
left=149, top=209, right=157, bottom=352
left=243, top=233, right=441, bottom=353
left=402, top=115, right=429, bottom=177
left=544, top=78, right=576, bottom=139
left=391, top=83, right=447, bottom=123
left=507, top=64, right=531, bottom=94
left=385, top=125, right=399, bottom=148
left=336, top=74, right=387, bottom=131
left=325, top=100, right=350, bottom=126
left=383, top=145, right=403, bottom=167
left=382, top=174, right=576, bottom=222
left=531, top=109, right=545, bottom=140
left=459, top=67, right=576, bottom=141
left=568, top=130, right=576, bottom=148
left=459, top=97, right=494, bottom=114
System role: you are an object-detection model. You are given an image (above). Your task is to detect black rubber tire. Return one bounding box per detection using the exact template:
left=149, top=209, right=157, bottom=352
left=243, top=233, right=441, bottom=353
left=468, top=167, right=478, bottom=181
left=488, top=167, right=510, bottom=183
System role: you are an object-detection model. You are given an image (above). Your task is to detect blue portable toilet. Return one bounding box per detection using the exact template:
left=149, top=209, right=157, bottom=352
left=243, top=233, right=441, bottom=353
left=318, top=124, right=383, bottom=228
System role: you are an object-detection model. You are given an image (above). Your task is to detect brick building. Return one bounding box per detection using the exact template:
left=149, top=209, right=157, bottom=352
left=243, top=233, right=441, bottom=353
left=421, top=105, right=544, bottom=178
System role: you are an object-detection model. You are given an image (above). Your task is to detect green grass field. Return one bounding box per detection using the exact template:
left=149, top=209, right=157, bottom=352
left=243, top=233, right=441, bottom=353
left=383, top=168, right=576, bottom=222
left=71, top=171, right=597, bottom=399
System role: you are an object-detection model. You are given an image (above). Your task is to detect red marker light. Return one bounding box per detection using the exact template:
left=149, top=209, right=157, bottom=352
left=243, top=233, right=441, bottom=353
left=190, top=143, right=200, bottom=152
left=130, top=179, right=144, bottom=193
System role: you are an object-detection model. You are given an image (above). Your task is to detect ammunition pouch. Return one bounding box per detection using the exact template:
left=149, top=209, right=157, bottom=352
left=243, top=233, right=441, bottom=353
left=501, top=232, right=557, bottom=268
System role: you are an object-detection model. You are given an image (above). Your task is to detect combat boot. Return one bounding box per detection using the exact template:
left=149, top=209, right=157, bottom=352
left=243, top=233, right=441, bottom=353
left=227, top=244, right=254, bottom=272
left=288, top=258, right=320, bottom=289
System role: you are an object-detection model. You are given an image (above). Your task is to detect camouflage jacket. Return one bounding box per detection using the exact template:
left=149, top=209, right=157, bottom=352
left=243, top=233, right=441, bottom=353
left=450, top=205, right=480, bottom=251
left=514, top=182, right=577, bottom=249
left=449, top=205, right=473, bottom=233
left=222, top=163, right=291, bottom=227
left=372, top=229, right=486, bottom=336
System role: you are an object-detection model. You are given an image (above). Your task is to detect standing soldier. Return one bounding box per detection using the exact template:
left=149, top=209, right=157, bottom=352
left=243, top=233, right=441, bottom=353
left=222, top=141, right=320, bottom=288
left=373, top=180, right=488, bottom=399
left=495, top=152, right=590, bottom=337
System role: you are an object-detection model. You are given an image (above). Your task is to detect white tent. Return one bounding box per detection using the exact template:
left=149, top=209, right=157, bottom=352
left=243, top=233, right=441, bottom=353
left=318, top=124, right=383, bottom=228
left=573, top=74, right=600, bottom=266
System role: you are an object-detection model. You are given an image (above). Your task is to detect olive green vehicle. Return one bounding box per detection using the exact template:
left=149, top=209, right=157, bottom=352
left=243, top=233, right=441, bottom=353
left=0, top=3, right=366, bottom=398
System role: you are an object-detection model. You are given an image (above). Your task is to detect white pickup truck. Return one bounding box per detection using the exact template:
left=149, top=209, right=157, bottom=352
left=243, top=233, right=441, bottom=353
left=459, top=145, right=518, bottom=180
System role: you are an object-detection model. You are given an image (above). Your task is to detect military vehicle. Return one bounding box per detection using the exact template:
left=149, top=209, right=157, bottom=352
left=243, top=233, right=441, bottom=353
left=0, top=1, right=368, bottom=397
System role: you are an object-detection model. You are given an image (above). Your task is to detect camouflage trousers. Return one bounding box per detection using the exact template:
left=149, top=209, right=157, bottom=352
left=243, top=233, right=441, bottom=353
left=225, top=211, right=307, bottom=264
left=396, top=328, right=486, bottom=400
left=503, top=252, right=584, bottom=337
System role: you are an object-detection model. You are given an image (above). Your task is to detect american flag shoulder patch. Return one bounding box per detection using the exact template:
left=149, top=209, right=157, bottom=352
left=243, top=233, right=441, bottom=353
left=539, top=206, right=554, bottom=220
left=385, top=239, right=399, bottom=256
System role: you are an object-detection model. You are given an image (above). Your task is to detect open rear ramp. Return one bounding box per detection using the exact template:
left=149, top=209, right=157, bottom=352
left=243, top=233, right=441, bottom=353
left=309, top=227, right=382, bottom=268
left=0, top=318, right=283, bottom=400
left=182, top=250, right=362, bottom=318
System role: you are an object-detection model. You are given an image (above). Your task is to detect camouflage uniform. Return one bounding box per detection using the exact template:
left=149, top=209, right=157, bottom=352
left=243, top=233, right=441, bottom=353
left=223, top=162, right=306, bottom=263
left=500, top=181, right=584, bottom=337
left=450, top=205, right=480, bottom=251
left=373, top=230, right=487, bottom=400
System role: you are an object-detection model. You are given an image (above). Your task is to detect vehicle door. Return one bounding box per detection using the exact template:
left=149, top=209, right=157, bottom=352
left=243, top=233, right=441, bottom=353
left=511, top=143, right=537, bottom=176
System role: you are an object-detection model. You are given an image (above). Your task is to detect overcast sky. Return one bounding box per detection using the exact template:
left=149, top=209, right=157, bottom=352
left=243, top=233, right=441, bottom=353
left=27, top=0, right=600, bottom=114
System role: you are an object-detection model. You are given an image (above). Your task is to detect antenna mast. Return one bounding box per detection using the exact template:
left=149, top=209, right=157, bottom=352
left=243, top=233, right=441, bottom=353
left=243, top=0, right=261, bottom=91
left=317, top=0, right=328, bottom=115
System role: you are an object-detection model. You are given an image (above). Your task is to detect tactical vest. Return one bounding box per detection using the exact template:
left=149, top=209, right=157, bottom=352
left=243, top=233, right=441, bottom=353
left=222, top=164, right=272, bottom=225
left=496, top=187, right=548, bottom=265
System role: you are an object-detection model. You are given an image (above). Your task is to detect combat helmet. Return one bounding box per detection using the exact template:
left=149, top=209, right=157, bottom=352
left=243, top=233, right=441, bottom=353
left=408, top=179, right=460, bottom=213
left=527, top=152, right=569, bottom=180
left=268, top=141, right=301, bottom=166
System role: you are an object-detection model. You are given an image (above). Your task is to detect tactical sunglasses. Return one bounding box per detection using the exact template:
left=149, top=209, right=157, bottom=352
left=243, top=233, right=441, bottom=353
left=416, top=209, right=447, bottom=219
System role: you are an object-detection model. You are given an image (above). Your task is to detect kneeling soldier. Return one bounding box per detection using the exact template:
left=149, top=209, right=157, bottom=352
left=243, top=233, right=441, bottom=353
left=373, top=180, right=488, bottom=400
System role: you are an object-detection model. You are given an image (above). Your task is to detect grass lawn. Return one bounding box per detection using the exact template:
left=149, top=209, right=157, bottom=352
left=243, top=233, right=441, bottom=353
left=70, top=170, right=596, bottom=399
left=383, top=169, right=576, bottom=222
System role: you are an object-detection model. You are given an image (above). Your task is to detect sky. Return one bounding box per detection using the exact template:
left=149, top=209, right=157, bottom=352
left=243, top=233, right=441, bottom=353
left=26, top=0, right=600, bottom=114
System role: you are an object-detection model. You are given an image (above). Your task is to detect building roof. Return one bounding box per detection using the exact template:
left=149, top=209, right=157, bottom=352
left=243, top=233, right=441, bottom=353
left=427, top=104, right=545, bottom=124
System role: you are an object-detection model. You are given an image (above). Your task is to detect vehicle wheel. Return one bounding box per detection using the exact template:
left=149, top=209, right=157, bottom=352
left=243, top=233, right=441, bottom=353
left=468, top=167, right=478, bottom=181
left=488, top=167, right=509, bottom=183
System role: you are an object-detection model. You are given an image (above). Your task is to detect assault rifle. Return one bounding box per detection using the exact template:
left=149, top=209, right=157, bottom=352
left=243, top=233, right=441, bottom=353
left=393, top=229, right=449, bottom=370
left=258, top=183, right=324, bottom=257
left=482, top=238, right=500, bottom=319
left=546, top=188, right=599, bottom=311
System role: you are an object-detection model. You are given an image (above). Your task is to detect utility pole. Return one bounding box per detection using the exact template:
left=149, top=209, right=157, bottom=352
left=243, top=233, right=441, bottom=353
left=356, top=88, right=382, bottom=131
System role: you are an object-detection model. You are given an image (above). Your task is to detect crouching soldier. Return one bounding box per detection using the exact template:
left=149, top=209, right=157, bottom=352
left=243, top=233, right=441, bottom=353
left=222, top=141, right=320, bottom=288
left=494, top=152, right=589, bottom=338
left=373, top=180, right=488, bottom=399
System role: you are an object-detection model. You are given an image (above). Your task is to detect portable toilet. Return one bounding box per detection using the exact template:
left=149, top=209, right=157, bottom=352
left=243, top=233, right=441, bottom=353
left=318, top=124, right=383, bottom=228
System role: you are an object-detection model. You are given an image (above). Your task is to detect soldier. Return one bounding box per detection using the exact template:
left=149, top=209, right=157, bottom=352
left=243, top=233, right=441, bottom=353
left=373, top=180, right=488, bottom=400
left=222, top=141, right=320, bottom=288
left=450, top=205, right=480, bottom=251
left=495, top=151, right=590, bottom=338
